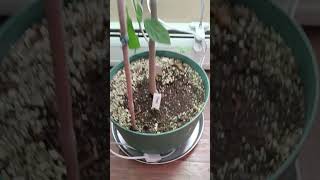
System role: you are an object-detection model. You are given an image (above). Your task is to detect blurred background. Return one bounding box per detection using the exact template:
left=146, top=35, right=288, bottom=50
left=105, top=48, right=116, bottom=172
left=0, top=0, right=319, bottom=179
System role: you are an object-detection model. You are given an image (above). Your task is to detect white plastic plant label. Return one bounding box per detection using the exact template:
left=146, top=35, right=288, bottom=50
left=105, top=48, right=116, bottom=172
left=151, top=93, right=161, bottom=110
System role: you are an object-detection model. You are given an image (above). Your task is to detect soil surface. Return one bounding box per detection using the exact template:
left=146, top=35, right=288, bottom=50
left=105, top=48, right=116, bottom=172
left=212, top=2, right=305, bottom=179
left=111, top=58, right=205, bottom=133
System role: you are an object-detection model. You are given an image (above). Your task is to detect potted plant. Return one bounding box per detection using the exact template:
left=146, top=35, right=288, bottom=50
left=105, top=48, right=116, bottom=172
left=212, top=0, right=318, bottom=179
left=110, top=0, right=210, bottom=155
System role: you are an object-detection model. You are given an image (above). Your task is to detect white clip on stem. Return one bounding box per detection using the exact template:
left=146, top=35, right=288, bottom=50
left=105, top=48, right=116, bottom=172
left=119, top=35, right=129, bottom=46
left=110, top=142, right=175, bottom=162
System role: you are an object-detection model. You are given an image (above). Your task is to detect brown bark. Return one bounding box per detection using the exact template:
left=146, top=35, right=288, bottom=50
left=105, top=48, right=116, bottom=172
left=117, top=0, right=137, bottom=129
left=148, top=0, right=157, bottom=95
left=148, top=41, right=156, bottom=94
left=44, top=0, right=80, bottom=180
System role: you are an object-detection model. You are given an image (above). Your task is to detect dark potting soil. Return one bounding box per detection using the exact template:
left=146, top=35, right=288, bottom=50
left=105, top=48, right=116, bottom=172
left=111, top=58, right=205, bottom=133
left=126, top=70, right=203, bottom=133
left=212, top=2, right=305, bottom=179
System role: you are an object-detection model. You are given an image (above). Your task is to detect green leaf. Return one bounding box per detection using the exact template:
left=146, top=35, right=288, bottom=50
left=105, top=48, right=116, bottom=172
left=135, top=2, right=143, bottom=23
left=126, top=7, right=140, bottom=49
left=144, top=19, right=171, bottom=44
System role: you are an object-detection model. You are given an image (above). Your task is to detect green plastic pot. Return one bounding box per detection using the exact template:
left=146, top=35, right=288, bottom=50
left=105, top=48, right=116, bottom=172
left=110, top=51, right=210, bottom=154
left=229, top=0, right=319, bottom=179
left=0, top=0, right=76, bottom=61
